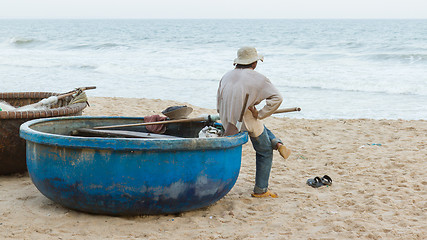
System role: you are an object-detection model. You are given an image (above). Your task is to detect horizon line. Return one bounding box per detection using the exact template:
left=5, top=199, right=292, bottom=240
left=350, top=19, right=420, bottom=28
left=1, top=17, right=426, bottom=20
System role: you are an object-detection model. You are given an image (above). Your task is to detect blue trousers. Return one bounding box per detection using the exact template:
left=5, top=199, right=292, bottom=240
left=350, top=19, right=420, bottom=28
left=249, top=126, right=282, bottom=194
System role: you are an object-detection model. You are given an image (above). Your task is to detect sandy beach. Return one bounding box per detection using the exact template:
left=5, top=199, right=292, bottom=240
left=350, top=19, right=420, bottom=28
left=1, top=96, right=426, bottom=239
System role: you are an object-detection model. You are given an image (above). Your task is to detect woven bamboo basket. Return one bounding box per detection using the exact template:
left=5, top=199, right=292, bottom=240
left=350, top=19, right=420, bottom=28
left=0, top=92, right=87, bottom=175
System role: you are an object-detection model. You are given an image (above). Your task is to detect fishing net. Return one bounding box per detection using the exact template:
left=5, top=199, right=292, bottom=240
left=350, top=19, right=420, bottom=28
left=69, top=90, right=88, bottom=105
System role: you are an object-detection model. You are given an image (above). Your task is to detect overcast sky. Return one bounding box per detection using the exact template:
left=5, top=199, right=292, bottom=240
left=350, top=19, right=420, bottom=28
left=1, top=0, right=427, bottom=19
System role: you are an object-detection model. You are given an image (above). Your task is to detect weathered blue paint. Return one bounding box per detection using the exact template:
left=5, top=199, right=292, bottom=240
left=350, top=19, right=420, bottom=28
left=20, top=116, right=248, bottom=215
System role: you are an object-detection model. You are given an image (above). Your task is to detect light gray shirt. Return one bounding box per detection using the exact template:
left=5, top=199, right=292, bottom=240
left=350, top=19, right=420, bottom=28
left=217, top=68, right=283, bottom=137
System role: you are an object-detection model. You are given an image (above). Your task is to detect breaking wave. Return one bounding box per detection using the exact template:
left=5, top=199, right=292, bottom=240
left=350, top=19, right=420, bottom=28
left=66, top=43, right=132, bottom=50
left=361, top=53, right=427, bottom=64
left=9, top=37, right=44, bottom=47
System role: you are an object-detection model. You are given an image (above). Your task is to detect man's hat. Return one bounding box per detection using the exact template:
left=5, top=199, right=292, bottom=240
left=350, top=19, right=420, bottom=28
left=234, top=46, right=264, bottom=65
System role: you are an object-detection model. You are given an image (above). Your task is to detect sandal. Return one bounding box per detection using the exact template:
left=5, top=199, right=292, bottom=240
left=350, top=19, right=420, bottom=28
left=278, top=145, right=291, bottom=160
left=321, top=175, right=332, bottom=186
left=306, top=176, right=324, bottom=188
left=251, top=190, right=278, bottom=198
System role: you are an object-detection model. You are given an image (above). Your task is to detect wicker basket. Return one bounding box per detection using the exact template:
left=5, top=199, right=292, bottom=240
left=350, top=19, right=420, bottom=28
left=0, top=92, right=88, bottom=175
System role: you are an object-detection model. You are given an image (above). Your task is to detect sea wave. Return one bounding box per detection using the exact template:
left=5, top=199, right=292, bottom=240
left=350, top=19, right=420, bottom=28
left=288, top=84, right=426, bottom=96
left=9, top=37, right=36, bottom=45
left=8, top=37, right=45, bottom=47
left=0, top=56, right=99, bottom=70
left=279, top=79, right=427, bottom=97
left=6, top=37, right=131, bottom=51
left=329, top=41, right=366, bottom=50
left=284, top=52, right=427, bottom=64
left=0, top=59, right=61, bottom=69
left=359, top=53, right=427, bottom=64
left=67, top=43, right=132, bottom=50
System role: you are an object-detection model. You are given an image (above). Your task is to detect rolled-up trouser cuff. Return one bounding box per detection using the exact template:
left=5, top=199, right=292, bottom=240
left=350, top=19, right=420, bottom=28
left=271, top=138, right=283, bottom=150
left=254, top=185, right=268, bottom=194
left=264, top=126, right=283, bottom=150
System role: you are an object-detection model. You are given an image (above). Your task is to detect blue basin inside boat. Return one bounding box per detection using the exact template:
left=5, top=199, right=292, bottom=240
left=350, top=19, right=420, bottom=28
left=19, top=116, right=248, bottom=215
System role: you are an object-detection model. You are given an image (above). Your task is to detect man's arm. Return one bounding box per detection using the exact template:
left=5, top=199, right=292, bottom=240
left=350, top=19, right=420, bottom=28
left=257, top=93, right=283, bottom=120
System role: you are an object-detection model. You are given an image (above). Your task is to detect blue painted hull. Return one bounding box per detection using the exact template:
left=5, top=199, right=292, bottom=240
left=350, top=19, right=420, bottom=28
left=20, top=116, right=248, bottom=215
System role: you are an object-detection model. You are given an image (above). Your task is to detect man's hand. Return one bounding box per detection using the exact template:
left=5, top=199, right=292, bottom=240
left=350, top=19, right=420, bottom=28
left=248, top=106, right=259, bottom=119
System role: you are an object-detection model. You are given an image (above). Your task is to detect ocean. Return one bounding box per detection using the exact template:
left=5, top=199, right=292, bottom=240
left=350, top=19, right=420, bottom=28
left=1, top=19, right=426, bottom=119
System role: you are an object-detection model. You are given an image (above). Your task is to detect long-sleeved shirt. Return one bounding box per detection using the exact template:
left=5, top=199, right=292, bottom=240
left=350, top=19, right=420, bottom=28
left=217, top=68, right=283, bottom=137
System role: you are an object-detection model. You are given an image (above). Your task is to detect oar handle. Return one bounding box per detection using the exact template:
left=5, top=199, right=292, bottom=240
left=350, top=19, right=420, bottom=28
left=92, top=106, right=300, bottom=130
left=273, top=107, right=301, bottom=114
left=58, top=86, right=97, bottom=99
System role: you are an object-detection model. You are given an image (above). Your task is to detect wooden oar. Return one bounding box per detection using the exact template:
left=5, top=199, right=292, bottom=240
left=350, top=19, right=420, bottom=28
left=57, top=86, right=96, bottom=100
left=274, top=107, right=301, bottom=114
left=92, top=115, right=219, bottom=130
left=92, top=107, right=301, bottom=130
left=72, top=128, right=182, bottom=139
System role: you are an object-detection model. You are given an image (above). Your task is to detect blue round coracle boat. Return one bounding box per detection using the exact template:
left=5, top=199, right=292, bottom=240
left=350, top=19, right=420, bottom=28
left=20, top=116, right=247, bottom=215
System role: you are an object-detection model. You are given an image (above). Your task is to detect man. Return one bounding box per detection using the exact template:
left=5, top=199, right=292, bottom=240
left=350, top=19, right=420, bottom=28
left=217, top=46, right=291, bottom=198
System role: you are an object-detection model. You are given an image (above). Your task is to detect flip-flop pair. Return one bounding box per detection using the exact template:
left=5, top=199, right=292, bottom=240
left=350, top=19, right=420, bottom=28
left=306, top=175, right=332, bottom=188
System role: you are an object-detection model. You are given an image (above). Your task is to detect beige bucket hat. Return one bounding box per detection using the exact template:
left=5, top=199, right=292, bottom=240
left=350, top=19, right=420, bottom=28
left=234, top=46, right=264, bottom=65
